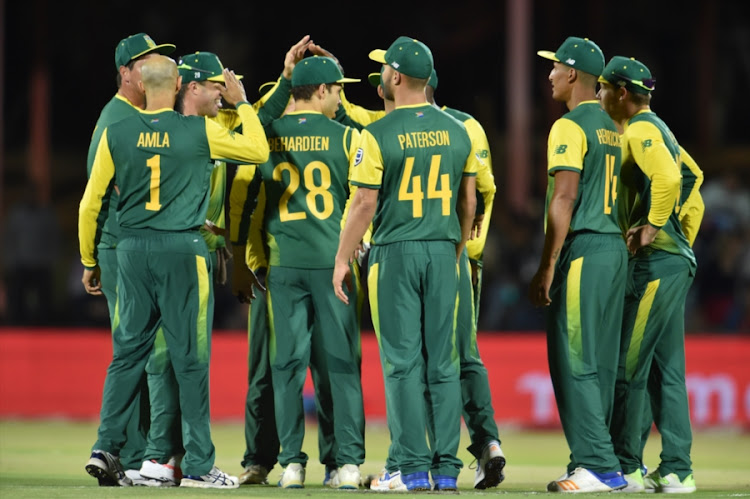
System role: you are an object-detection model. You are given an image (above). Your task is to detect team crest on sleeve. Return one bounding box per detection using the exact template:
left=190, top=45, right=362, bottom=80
left=354, top=147, right=364, bottom=166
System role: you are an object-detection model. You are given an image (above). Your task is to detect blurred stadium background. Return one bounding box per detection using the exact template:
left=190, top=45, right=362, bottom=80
left=1, top=0, right=748, bottom=332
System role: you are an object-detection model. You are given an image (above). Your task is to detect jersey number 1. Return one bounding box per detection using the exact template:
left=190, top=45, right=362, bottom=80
left=145, top=154, right=162, bottom=211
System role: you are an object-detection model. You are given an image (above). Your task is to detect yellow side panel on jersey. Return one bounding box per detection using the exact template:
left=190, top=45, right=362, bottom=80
left=566, top=256, right=584, bottom=375
left=547, top=118, right=587, bottom=173
left=79, top=128, right=116, bottom=267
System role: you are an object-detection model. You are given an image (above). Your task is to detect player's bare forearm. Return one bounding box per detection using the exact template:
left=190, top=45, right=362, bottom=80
left=335, top=188, right=377, bottom=266
left=529, top=170, right=577, bottom=306
left=333, top=188, right=377, bottom=304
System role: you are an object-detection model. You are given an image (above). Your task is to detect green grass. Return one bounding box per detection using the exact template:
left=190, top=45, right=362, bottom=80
left=1, top=419, right=749, bottom=497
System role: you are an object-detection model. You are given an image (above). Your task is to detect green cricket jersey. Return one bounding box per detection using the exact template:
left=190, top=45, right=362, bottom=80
left=350, top=103, right=478, bottom=245
left=545, top=100, right=622, bottom=235
left=618, top=110, right=696, bottom=266
left=87, top=94, right=142, bottom=249
left=441, top=106, right=495, bottom=261
left=80, top=102, right=269, bottom=268
left=258, top=111, right=359, bottom=268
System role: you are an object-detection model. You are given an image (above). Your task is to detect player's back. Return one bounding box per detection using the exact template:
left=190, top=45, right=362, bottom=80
left=621, top=111, right=694, bottom=263
left=107, top=110, right=215, bottom=233
left=549, top=102, right=622, bottom=236
left=362, top=104, right=472, bottom=245
left=259, top=112, right=357, bottom=268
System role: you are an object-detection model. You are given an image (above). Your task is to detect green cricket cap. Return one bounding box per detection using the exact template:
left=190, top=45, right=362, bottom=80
left=115, top=33, right=175, bottom=69
left=369, top=36, right=434, bottom=79
left=598, top=56, right=655, bottom=94
left=428, top=68, right=438, bottom=90
left=177, top=52, right=243, bottom=84
left=537, top=36, right=604, bottom=77
left=292, top=56, right=360, bottom=87
left=368, top=65, right=386, bottom=87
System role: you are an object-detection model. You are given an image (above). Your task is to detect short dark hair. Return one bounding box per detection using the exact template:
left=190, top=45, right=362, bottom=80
left=291, top=83, right=335, bottom=102
left=630, top=91, right=651, bottom=106
left=115, top=59, right=138, bottom=88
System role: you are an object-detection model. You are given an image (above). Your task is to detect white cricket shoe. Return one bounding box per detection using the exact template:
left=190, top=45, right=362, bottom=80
left=329, top=464, right=360, bottom=489
left=474, top=440, right=506, bottom=489
left=139, top=456, right=181, bottom=485
left=370, top=468, right=407, bottom=491
left=644, top=469, right=696, bottom=493
left=125, top=469, right=174, bottom=487
left=548, top=467, right=626, bottom=493
left=618, top=468, right=645, bottom=493
left=278, top=463, right=305, bottom=488
left=180, top=465, right=239, bottom=489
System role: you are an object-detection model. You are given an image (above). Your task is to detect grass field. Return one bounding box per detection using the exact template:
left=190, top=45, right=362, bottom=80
left=1, top=419, right=748, bottom=497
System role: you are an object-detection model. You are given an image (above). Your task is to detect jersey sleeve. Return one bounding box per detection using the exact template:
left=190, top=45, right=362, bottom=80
left=246, top=182, right=268, bottom=271
left=254, top=75, right=292, bottom=126
left=350, top=129, right=384, bottom=188
left=79, top=129, right=116, bottom=268
left=547, top=118, right=587, bottom=175
left=677, top=145, right=705, bottom=246
left=340, top=90, right=386, bottom=128
left=625, top=120, right=682, bottom=228
left=464, top=117, right=496, bottom=260
left=206, top=102, right=270, bottom=165
left=228, top=164, right=260, bottom=245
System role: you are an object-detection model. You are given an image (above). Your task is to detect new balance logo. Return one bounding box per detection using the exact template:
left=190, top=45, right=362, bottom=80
left=554, top=144, right=568, bottom=154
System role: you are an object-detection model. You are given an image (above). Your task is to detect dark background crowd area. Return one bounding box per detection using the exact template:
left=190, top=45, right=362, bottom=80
left=1, top=1, right=748, bottom=332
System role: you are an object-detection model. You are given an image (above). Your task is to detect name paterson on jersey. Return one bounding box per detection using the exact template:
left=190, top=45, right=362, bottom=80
left=398, top=130, right=450, bottom=149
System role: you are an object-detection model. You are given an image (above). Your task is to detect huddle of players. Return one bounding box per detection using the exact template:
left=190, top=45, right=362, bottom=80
left=79, top=30, right=702, bottom=493
left=79, top=32, right=505, bottom=492
left=530, top=37, right=703, bottom=493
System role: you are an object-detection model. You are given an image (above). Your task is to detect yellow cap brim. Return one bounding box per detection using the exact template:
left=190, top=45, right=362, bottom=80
left=336, top=77, right=361, bottom=84
left=537, top=50, right=559, bottom=62
left=597, top=75, right=609, bottom=84
left=369, top=49, right=387, bottom=64
left=207, top=73, right=244, bottom=82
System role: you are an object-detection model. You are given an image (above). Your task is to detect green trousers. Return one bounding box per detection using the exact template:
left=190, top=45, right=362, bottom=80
left=611, top=251, right=694, bottom=480
left=92, top=232, right=216, bottom=477
left=546, top=233, right=627, bottom=474
left=142, top=251, right=223, bottom=464
left=267, top=265, right=364, bottom=468
left=368, top=241, right=462, bottom=478
left=97, top=247, right=149, bottom=471
left=455, top=249, right=500, bottom=459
